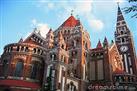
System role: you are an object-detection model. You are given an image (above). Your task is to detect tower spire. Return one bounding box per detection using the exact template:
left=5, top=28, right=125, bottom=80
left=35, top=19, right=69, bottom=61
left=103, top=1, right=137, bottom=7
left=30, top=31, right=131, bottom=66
left=18, top=37, right=23, bottom=43
left=96, top=39, right=102, bottom=48
left=115, top=3, right=137, bottom=75
left=103, top=37, right=108, bottom=48
left=117, top=1, right=119, bottom=7
left=117, top=4, right=124, bottom=22
left=71, top=10, right=74, bottom=16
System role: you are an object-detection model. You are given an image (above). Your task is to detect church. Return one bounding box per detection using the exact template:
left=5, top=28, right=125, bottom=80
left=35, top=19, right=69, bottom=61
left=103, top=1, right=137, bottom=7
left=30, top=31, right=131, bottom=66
left=0, top=5, right=137, bottom=91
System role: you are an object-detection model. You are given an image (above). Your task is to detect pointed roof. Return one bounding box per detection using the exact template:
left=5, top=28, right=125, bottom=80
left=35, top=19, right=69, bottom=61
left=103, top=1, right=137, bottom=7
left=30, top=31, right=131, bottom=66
left=103, top=37, right=108, bottom=47
left=46, top=28, right=53, bottom=38
left=23, top=29, right=45, bottom=46
left=111, top=40, right=114, bottom=44
left=117, top=4, right=124, bottom=22
left=103, top=37, right=108, bottom=43
left=18, top=38, right=23, bottom=43
left=61, top=15, right=79, bottom=27
left=48, top=28, right=52, bottom=34
left=96, top=40, right=102, bottom=48
left=37, top=30, right=41, bottom=35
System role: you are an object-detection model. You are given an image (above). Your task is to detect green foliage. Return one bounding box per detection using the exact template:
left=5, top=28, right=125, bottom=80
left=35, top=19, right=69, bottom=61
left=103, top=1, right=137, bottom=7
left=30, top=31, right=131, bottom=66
left=129, top=0, right=137, bottom=2
left=123, top=0, right=137, bottom=18
left=44, top=77, right=52, bottom=91
left=44, top=68, right=52, bottom=91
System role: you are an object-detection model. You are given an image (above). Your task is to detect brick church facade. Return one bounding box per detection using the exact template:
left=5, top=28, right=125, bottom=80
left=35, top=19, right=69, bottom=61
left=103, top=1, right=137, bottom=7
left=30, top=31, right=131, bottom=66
left=0, top=5, right=137, bottom=91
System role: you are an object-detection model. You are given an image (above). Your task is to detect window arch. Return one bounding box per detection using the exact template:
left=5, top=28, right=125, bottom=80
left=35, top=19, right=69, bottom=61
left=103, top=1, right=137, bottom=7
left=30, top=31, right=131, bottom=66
left=61, top=44, right=65, bottom=49
left=33, top=48, right=36, bottom=53
left=72, top=40, right=76, bottom=47
left=30, top=62, right=39, bottom=79
left=67, top=81, right=76, bottom=91
left=68, top=30, right=70, bottom=34
left=50, top=54, right=56, bottom=61
left=120, top=31, right=124, bottom=35
left=85, top=43, right=88, bottom=49
left=21, top=46, right=24, bottom=51
left=25, top=47, right=29, bottom=52
left=121, top=38, right=125, bottom=43
left=17, top=46, right=20, bottom=51
left=64, top=30, right=67, bottom=34
left=2, top=60, right=8, bottom=76
left=14, top=60, right=24, bottom=77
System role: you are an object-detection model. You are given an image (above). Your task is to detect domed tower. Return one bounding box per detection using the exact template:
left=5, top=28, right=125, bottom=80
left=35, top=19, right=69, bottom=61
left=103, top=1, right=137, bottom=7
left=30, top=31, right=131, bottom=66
left=0, top=29, right=46, bottom=91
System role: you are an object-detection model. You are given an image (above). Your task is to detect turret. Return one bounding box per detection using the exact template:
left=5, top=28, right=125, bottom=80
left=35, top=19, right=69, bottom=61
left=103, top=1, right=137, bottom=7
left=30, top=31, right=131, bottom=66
left=45, top=28, right=54, bottom=48
left=96, top=40, right=102, bottom=48
left=103, top=37, right=108, bottom=48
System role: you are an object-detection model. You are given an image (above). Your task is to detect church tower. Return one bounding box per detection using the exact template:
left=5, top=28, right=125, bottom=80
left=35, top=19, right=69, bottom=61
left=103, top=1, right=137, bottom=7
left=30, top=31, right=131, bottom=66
left=115, top=4, right=137, bottom=75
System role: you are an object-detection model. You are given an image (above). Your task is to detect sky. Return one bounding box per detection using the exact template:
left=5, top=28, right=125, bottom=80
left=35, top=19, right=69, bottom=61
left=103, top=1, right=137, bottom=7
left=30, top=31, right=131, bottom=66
left=0, top=0, right=137, bottom=55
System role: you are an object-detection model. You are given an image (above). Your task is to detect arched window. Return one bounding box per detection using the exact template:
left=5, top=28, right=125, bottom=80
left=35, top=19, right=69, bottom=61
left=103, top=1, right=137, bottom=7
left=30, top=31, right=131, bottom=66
left=74, top=40, right=76, bottom=47
left=31, top=62, right=39, bottom=79
left=120, top=31, right=124, bottom=35
left=61, top=45, right=64, bottom=49
left=37, top=49, right=41, bottom=54
left=25, top=47, right=29, bottom=52
left=21, top=46, right=24, bottom=51
left=64, top=30, right=67, bottom=34
left=17, top=46, right=20, bottom=51
left=68, top=30, right=70, bottom=34
left=2, top=60, right=8, bottom=76
left=76, top=39, right=79, bottom=44
left=50, top=54, right=56, bottom=61
left=46, top=65, right=53, bottom=78
left=72, top=40, right=76, bottom=47
left=33, top=48, right=36, bottom=53
left=85, top=43, right=88, bottom=49
left=67, top=81, right=76, bottom=91
left=121, top=38, right=125, bottom=43
left=14, top=61, right=24, bottom=77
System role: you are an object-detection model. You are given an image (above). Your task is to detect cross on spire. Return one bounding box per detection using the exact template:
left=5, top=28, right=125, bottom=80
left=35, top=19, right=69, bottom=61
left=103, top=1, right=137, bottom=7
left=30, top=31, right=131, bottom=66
left=117, top=1, right=120, bottom=6
left=71, top=10, right=74, bottom=16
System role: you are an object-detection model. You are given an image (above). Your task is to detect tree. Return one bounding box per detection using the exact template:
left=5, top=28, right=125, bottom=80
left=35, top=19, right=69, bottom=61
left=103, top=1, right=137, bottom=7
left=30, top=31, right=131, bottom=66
left=44, top=77, right=52, bottom=91
left=44, top=69, right=52, bottom=91
left=44, top=68, right=56, bottom=91
left=123, top=0, right=137, bottom=18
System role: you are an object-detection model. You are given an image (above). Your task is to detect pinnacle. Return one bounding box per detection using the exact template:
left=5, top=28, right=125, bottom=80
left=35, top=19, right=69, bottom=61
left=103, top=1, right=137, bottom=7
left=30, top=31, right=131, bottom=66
left=96, top=40, right=102, bottom=48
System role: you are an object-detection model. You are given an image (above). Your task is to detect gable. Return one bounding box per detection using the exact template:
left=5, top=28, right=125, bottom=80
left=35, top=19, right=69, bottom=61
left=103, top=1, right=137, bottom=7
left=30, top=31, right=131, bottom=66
left=23, top=32, right=45, bottom=46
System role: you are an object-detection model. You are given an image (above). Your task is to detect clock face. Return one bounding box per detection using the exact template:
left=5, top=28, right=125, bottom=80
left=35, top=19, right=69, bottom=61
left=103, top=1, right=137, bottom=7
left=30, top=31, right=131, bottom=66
left=120, top=46, right=128, bottom=52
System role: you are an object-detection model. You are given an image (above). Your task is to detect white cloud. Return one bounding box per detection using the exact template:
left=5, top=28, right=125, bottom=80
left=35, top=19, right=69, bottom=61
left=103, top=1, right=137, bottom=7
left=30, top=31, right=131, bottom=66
left=31, top=19, right=37, bottom=26
left=71, top=1, right=92, bottom=16
left=115, top=0, right=125, bottom=3
left=47, top=3, right=54, bottom=9
left=25, top=19, right=50, bottom=39
left=37, top=23, right=49, bottom=38
left=36, top=0, right=106, bottom=32
left=89, top=19, right=104, bottom=31
left=57, top=1, right=104, bottom=32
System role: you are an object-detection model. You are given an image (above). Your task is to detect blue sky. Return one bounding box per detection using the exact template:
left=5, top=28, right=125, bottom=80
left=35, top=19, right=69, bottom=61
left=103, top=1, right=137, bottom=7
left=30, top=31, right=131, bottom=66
left=0, top=0, right=137, bottom=54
